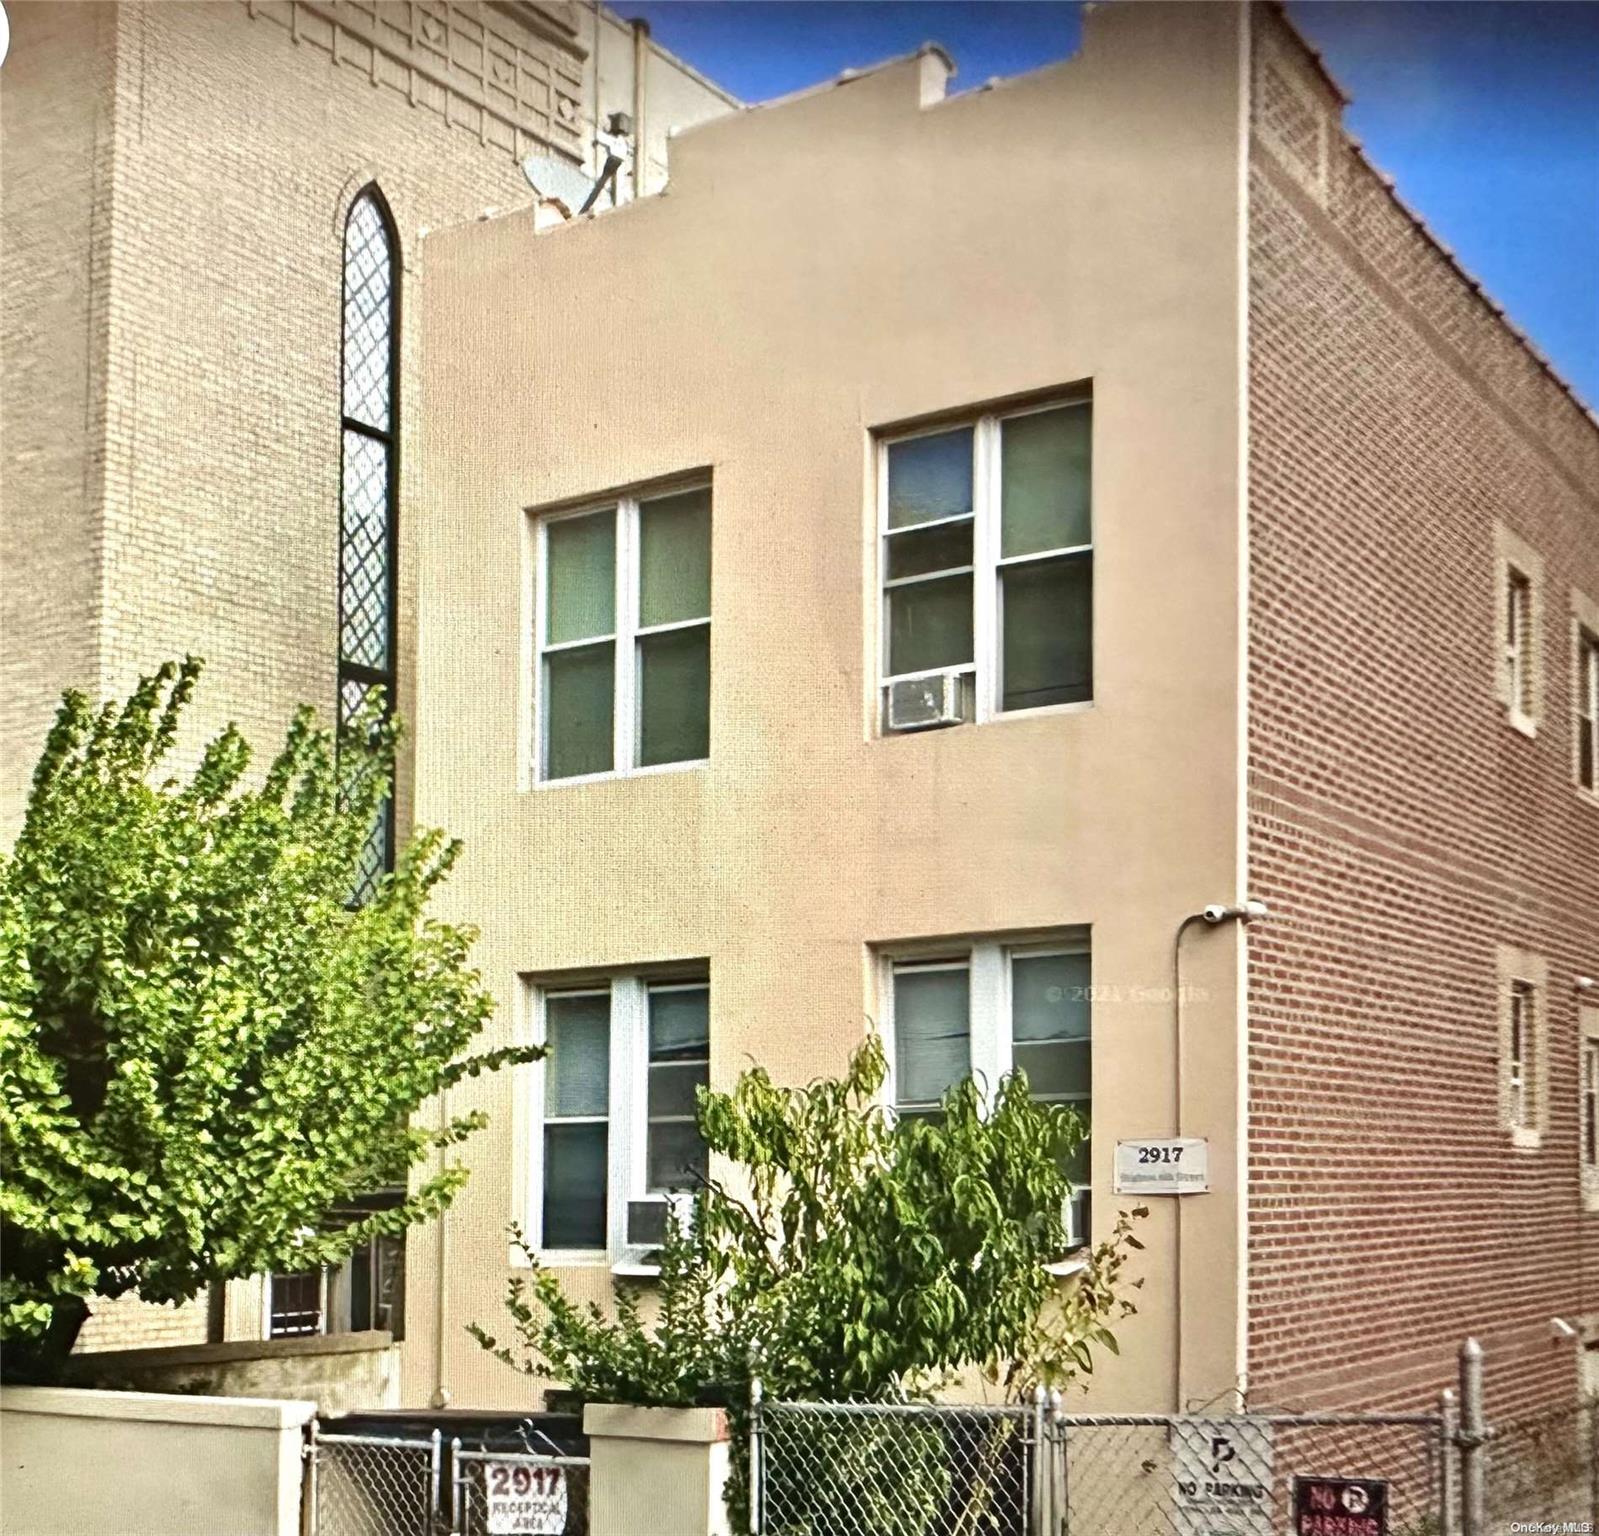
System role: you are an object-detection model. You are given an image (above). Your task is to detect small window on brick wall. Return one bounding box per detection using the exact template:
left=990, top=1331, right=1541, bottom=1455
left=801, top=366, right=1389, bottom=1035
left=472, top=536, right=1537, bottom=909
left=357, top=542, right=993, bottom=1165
left=1497, top=948, right=1549, bottom=1151
left=1577, top=626, right=1598, bottom=795
left=1494, top=527, right=1543, bottom=736
left=1582, top=1009, right=1599, bottom=1213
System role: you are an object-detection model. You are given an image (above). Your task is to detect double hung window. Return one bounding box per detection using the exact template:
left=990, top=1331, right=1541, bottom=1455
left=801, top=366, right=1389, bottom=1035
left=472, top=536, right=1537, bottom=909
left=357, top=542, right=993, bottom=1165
left=537, top=486, right=712, bottom=782
left=534, top=974, right=710, bottom=1260
left=879, top=400, right=1092, bottom=728
left=886, top=938, right=1092, bottom=1242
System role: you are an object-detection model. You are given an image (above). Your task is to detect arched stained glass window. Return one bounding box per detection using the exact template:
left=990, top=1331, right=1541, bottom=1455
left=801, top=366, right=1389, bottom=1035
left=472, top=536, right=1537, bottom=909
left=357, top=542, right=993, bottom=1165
left=339, top=188, right=398, bottom=904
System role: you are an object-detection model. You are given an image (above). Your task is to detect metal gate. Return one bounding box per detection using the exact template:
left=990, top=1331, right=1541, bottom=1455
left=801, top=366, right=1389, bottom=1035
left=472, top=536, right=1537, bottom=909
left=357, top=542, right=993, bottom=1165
left=305, top=1423, right=590, bottom=1536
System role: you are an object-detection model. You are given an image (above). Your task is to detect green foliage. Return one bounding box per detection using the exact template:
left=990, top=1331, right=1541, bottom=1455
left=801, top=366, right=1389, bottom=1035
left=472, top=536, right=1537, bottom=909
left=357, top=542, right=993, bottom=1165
left=473, top=1036, right=1147, bottom=1523
left=0, top=659, right=538, bottom=1374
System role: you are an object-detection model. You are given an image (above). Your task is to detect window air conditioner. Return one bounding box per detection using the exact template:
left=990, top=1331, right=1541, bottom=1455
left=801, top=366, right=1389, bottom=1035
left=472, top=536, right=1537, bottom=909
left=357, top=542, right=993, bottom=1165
left=885, top=672, right=968, bottom=733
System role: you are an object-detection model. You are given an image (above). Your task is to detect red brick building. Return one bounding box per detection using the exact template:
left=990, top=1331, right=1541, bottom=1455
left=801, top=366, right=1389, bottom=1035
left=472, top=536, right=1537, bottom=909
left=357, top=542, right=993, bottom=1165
left=1247, top=7, right=1599, bottom=1416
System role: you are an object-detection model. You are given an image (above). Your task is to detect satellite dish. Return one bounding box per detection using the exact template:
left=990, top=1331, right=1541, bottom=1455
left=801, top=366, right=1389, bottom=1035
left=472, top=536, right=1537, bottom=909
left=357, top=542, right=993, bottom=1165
left=522, top=150, right=624, bottom=219
left=0, top=3, right=11, bottom=70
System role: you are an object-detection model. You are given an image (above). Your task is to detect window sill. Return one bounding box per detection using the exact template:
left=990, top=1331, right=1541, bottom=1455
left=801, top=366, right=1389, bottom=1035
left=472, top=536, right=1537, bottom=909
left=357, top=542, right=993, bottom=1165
left=531, top=759, right=709, bottom=792
left=1577, top=785, right=1599, bottom=810
left=511, top=1246, right=609, bottom=1270
left=1507, top=710, right=1539, bottom=740
left=1508, top=1125, right=1543, bottom=1152
left=876, top=698, right=1094, bottom=742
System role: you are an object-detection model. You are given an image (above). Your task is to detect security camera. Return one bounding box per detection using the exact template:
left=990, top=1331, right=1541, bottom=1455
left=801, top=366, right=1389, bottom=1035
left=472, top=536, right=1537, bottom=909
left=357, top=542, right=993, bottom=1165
left=1203, top=900, right=1271, bottom=925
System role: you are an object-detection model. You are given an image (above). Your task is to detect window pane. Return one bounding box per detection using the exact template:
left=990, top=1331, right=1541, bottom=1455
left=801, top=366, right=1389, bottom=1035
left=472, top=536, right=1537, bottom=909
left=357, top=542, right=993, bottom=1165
left=887, top=428, right=974, bottom=529
left=342, top=195, right=393, bottom=433
left=547, top=512, right=616, bottom=645
left=648, top=1062, right=707, bottom=1120
left=640, top=488, right=712, bottom=627
left=1001, top=405, right=1091, bottom=557
left=886, top=519, right=974, bottom=582
left=1015, top=1040, right=1090, bottom=1100
left=1001, top=554, right=1091, bottom=710
left=340, top=431, right=391, bottom=671
left=1012, top=952, right=1090, bottom=1042
left=544, top=994, right=611, bottom=1117
left=545, top=643, right=615, bottom=779
left=647, top=1119, right=707, bottom=1191
left=638, top=626, right=710, bottom=767
left=888, top=573, right=973, bottom=676
left=894, top=966, right=970, bottom=1108
left=649, top=986, right=710, bottom=1058
left=543, top=1123, right=607, bottom=1248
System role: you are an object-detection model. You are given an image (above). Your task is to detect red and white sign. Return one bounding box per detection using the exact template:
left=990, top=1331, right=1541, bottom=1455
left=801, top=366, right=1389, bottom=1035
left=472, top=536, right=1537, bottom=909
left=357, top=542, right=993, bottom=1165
left=484, top=1461, right=568, bottom=1536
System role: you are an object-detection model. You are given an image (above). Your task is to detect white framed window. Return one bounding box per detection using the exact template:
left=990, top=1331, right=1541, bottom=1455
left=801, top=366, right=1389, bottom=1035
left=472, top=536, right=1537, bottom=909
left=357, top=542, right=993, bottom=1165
left=881, top=935, right=1092, bottom=1243
left=876, top=398, right=1092, bottom=732
left=1507, top=979, right=1535, bottom=1131
left=1494, top=526, right=1543, bottom=735
left=1505, top=568, right=1534, bottom=723
left=1496, top=946, right=1547, bottom=1150
left=1577, top=625, right=1598, bottom=795
left=533, top=483, right=711, bottom=783
left=529, top=973, right=710, bottom=1265
left=1582, top=1010, right=1599, bottom=1212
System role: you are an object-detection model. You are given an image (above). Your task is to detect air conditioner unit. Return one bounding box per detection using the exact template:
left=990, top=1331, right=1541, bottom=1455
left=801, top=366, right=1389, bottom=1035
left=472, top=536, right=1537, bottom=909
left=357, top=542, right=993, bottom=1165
left=885, top=672, right=968, bottom=733
left=624, top=1192, right=695, bottom=1250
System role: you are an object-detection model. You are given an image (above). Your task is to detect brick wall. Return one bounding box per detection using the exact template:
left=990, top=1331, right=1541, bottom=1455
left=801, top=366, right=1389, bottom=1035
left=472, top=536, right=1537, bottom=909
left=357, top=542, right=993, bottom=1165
left=0, top=0, right=726, bottom=1355
left=1246, top=7, right=1599, bottom=1417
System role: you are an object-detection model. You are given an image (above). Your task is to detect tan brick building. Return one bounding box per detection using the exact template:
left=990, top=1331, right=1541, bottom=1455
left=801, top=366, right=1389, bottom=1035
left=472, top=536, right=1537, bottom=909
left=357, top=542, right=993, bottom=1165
left=3, top=0, right=1595, bottom=1419
left=0, top=0, right=735, bottom=1351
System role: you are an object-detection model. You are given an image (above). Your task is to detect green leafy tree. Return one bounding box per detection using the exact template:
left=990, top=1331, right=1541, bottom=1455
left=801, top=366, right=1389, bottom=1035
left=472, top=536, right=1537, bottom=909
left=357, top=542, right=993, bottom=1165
left=473, top=1036, right=1146, bottom=1527
left=0, top=659, right=538, bottom=1379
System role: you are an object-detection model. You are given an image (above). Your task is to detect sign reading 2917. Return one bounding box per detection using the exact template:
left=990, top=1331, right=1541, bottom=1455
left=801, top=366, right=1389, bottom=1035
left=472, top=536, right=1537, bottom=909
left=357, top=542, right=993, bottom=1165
left=484, top=1460, right=569, bottom=1535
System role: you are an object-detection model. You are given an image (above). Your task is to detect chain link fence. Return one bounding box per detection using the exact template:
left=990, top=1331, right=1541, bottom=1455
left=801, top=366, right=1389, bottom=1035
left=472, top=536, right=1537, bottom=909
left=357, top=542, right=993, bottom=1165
left=1482, top=1396, right=1599, bottom=1530
left=754, top=1399, right=1043, bottom=1536
left=305, top=1425, right=590, bottom=1536
left=751, top=1396, right=1448, bottom=1536
left=308, top=1429, right=442, bottom=1536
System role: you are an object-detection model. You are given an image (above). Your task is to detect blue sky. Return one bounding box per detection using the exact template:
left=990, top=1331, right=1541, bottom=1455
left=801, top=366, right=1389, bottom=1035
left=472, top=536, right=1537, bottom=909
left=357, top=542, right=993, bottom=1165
left=626, top=1, right=1599, bottom=412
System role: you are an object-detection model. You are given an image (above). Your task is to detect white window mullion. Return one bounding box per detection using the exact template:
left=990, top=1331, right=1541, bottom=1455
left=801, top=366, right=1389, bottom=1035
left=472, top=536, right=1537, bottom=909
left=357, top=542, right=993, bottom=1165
left=607, top=978, right=644, bottom=1257
left=615, top=500, right=640, bottom=773
left=534, top=520, right=550, bottom=781
left=969, top=942, right=1005, bottom=1111
left=528, top=985, right=549, bottom=1248
left=877, top=952, right=899, bottom=1111
left=973, top=418, right=1001, bottom=724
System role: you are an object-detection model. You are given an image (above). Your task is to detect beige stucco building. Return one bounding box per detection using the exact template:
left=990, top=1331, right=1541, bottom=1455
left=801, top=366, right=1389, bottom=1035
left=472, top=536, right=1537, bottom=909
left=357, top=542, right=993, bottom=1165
left=4, top=0, right=1596, bottom=1422
left=409, top=3, right=1251, bottom=1413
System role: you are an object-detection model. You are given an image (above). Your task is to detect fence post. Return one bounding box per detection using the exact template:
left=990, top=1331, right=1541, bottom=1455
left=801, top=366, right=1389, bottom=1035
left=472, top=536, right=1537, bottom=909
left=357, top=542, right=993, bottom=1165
left=1459, top=1338, right=1486, bottom=1536
left=449, top=1436, right=463, bottom=1536
left=428, top=1428, right=442, bottom=1536
left=748, top=1377, right=762, bottom=1536
left=1048, top=1388, right=1064, bottom=1536
left=1029, top=1386, right=1046, bottom=1536
left=302, top=1417, right=319, bottom=1536
left=1438, top=1387, right=1458, bottom=1536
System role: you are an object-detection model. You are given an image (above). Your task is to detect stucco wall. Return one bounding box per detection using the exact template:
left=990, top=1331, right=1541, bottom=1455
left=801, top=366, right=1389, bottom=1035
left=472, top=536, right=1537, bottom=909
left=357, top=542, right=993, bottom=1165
left=0, top=1386, right=315, bottom=1536
left=411, top=1, right=1249, bottom=1413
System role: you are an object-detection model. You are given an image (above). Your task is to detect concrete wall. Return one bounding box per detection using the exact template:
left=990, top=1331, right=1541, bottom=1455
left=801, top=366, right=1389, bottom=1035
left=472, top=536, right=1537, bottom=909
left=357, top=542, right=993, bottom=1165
left=412, top=1, right=1250, bottom=1412
left=1245, top=7, right=1599, bottom=1415
left=0, top=1386, right=315, bottom=1536
left=64, top=1332, right=400, bottom=1419
left=584, top=1404, right=731, bottom=1536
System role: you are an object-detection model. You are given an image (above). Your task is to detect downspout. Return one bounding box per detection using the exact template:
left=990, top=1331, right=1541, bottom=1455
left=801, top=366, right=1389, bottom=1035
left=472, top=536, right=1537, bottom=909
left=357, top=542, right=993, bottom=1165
left=631, top=18, right=649, bottom=199
left=432, top=1084, right=452, bottom=1407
